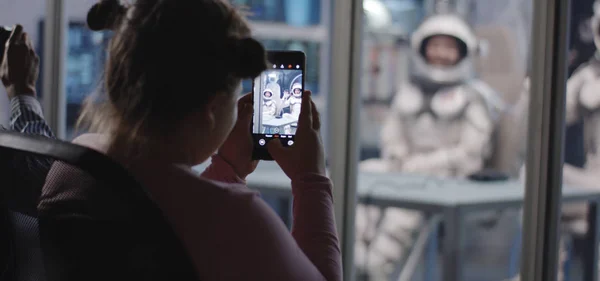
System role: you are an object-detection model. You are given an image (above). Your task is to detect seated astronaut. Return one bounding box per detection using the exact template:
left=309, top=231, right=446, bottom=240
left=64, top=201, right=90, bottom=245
left=265, top=72, right=283, bottom=115
left=262, top=89, right=277, bottom=120
left=283, top=83, right=303, bottom=120
left=355, top=13, right=504, bottom=280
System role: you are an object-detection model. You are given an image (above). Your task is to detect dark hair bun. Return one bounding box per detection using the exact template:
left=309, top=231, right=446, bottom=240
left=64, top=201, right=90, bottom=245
left=232, top=38, right=267, bottom=78
left=87, top=0, right=126, bottom=31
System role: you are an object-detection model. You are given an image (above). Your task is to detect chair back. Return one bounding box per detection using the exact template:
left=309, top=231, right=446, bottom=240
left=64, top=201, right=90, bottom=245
left=0, top=131, right=198, bottom=281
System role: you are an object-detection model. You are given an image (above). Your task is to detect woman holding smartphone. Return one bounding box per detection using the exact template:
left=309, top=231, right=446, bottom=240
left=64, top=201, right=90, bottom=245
left=37, top=0, right=341, bottom=280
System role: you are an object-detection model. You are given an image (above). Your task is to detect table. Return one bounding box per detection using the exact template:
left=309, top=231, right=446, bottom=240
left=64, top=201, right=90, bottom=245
left=194, top=161, right=600, bottom=281
left=261, top=117, right=297, bottom=134
left=262, top=116, right=298, bottom=127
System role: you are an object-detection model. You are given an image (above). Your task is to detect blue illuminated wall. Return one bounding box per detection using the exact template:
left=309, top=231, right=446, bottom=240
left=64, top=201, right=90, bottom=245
left=230, top=0, right=322, bottom=26
left=38, top=20, right=111, bottom=137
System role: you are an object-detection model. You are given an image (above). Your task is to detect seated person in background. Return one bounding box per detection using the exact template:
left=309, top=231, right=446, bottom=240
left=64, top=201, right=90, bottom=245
left=262, top=89, right=277, bottom=119
left=356, top=13, right=504, bottom=280
left=0, top=24, right=55, bottom=216
left=37, top=1, right=341, bottom=281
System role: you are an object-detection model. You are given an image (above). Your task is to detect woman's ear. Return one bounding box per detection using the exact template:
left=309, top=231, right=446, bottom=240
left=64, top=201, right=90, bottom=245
left=202, top=98, right=219, bottom=132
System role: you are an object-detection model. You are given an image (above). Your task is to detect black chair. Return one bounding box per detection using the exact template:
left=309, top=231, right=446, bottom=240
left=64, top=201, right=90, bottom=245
left=0, top=131, right=199, bottom=281
left=0, top=143, right=47, bottom=281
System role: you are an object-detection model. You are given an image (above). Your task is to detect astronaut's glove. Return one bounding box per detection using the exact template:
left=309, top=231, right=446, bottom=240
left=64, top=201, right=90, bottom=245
left=402, top=150, right=450, bottom=174
left=382, top=145, right=407, bottom=162
left=518, top=164, right=526, bottom=184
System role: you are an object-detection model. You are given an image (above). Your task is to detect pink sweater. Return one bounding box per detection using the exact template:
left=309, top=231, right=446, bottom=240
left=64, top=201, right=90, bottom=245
left=44, top=133, right=342, bottom=281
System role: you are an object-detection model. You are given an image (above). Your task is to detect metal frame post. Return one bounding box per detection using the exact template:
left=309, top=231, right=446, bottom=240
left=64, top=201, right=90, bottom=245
left=328, top=0, right=363, bottom=279
left=520, top=0, right=571, bottom=280
left=42, top=0, right=67, bottom=139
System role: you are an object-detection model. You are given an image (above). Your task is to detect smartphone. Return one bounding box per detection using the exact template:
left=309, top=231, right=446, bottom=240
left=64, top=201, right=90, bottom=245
left=252, top=50, right=306, bottom=160
left=0, top=26, right=13, bottom=64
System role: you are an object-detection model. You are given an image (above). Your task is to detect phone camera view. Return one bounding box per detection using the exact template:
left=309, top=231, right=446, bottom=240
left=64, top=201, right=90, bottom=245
left=253, top=69, right=303, bottom=136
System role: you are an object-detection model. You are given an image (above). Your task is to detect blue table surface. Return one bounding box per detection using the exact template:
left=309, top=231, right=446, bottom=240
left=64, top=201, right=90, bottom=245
left=194, top=161, right=600, bottom=208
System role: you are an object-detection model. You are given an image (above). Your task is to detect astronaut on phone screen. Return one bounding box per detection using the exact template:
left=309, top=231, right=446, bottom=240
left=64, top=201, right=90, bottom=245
left=265, top=72, right=282, bottom=114
left=283, top=83, right=303, bottom=120
left=262, top=89, right=277, bottom=120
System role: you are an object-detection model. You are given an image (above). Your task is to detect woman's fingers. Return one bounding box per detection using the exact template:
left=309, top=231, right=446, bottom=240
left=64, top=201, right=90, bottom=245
left=310, top=99, right=321, bottom=131
left=298, top=90, right=313, bottom=131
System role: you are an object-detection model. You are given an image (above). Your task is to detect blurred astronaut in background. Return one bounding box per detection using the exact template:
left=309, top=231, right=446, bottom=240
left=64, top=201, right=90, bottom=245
left=356, top=13, right=504, bottom=280
left=262, top=89, right=277, bottom=120
left=362, top=13, right=503, bottom=177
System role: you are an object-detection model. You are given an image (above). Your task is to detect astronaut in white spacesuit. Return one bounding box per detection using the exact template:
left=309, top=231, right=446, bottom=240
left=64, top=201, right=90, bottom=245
left=262, top=89, right=277, bottom=120
left=283, top=82, right=303, bottom=120
left=356, top=13, right=504, bottom=280
left=280, top=83, right=303, bottom=135
left=265, top=72, right=283, bottom=115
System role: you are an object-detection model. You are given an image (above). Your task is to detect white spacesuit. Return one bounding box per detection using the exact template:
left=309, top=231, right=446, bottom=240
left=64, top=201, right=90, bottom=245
left=356, top=13, right=504, bottom=280
left=283, top=83, right=303, bottom=119
left=266, top=72, right=283, bottom=115
left=262, top=89, right=277, bottom=120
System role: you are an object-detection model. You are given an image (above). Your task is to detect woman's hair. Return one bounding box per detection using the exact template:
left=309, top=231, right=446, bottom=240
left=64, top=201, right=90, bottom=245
left=79, top=0, right=267, bottom=159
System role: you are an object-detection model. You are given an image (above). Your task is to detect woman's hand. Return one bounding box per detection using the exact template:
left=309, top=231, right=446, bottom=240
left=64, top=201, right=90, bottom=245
left=268, top=90, right=326, bottom=181
left=217, top=93, right=258, bottom=179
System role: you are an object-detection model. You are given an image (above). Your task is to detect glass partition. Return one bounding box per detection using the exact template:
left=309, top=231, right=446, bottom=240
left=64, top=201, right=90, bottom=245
left=24, top=0, right=600, bottom=279
left=354, top=0, right=536, bottom=280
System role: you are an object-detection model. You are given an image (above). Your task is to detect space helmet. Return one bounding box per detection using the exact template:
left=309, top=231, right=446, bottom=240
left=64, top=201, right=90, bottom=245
left=291, top=83, right=302, bottom=97
left=263, top=89, right=273, bottom=101
left=592, top=0, right=600, bottom=50
left=410, top=14, right=482, bottom=85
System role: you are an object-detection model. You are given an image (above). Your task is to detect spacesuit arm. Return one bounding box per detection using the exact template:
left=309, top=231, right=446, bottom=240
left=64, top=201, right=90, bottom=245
left=562, top=163, right=600, bottom=189
left=401, top=101, right=494, bottom=176
left=380, top=95, right=410, bottom=162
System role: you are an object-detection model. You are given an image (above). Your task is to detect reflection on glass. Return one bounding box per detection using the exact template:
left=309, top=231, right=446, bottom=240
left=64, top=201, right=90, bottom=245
left=231, top=0, right=322, bottom=26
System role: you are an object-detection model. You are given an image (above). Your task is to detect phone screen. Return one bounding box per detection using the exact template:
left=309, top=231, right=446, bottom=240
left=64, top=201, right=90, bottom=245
left=252, top=51, right=305, bottom=160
